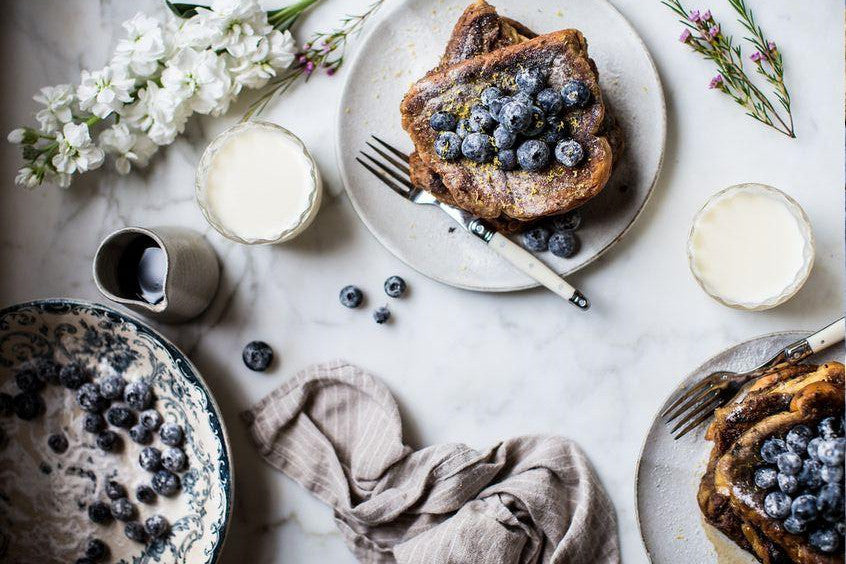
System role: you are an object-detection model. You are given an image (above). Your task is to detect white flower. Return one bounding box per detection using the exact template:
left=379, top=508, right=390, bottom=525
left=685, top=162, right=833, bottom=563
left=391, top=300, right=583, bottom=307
left=33, top=84, right=75, bottom=133
left=99, top=123, right=158, bottom=174
left=15, top=167, right=40, bottom=188
left=114, top=13, right=166, bottom=77
left=52, top=122, right=105, bottom=174
left=171, top=12, right=218, bottom=50
left=230, top=30, right=296, bottom=91
left=77, top=66, right=136, bottom=118
left=8, top=128, right=26, bottom=144
left=194, top=0, right=271, bottom=55
left=124, top=81, right=189, bottom=146
left=161, top=48, right=232, bottom=115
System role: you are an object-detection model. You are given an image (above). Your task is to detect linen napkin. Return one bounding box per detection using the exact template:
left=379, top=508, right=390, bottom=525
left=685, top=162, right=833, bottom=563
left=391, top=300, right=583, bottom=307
left=244, top=361, right=620, bottom=564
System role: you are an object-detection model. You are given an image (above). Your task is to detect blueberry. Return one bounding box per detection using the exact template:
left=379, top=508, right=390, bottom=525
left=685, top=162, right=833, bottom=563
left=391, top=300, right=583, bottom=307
left=0, top=393, right=13, bottom=416
left=110, top=498, right=136, bottom=521
left=47, top=433, right=68, bottom=454
left=139, top=447, right=162, bottom=472
left=136, top=485, right=157, bottom=504
left=808, top=437, right=824, bottom=460
left=547, top=116, right=569, bottom=138
left=555, top=139, right=585, bottom=167
left=536, top=88, right=564, bottom=116
left=85, top=538, right=108, bottom=561
left=515, top=68, right=545, bottom=95
left=480, top=86, right=503, bottom=107
left=792, top=494, right=818, bottom=521
left=96, top=431, right=121, bottom=453
left=489, top=96, right=512, bottom=121
left=549, top=211, right=582, bottom=232
left=837, top=521, right=846, bottom=536
left=124, top=521, right=147, bottom=543
left=799, top=459, right=824, bottom=489
left=152, top=469, right=181, bottom=496
left=516, top=139, right=550, bottom=171
left=339, top=285, right=364, bottom=309
left=461, top=132, right=495, bottom=163
left=105, top=480, right=126, bottom=500
left=761, top=437, right=789, bottom=463
left=129, top=424, right=152, bottom=445
left=162, top=447, right=187, bottom=472
left=809, top=527, right=840, bottom=553
left=106, top=406, right=136, bottom=429
left=561, top=80, right=591, bottom=108
left=124, top=380, right=153, bottom=410
left=821, top=463, right=844, bottom=484
left=83, top=413, right=106, bottom=434
left=34, top=359, right=60, bottom=385
left=77, top=383, right=108, bottom=413
left=384, top=276, right=406, bottom=298
left=764, top=491, right=792, bottom=519
left=500, top=102, right=532, bottom=133
left=99, top=376, right=126, bottom=400
left=455, top=118, right=472, bottom=138
left=786, top=424, right=813, bottom=454
left=15, top=367, right=44, bottom=393
left=549, top=231, right=580, bottom=259
left=145, top=514, right=170, bottom=538
left=435, top=131, right=463, bottom=161
left=496, top=149, right=517, bottom=171
left=819, top=416, right=843, bottom=439
left=159, top=423, right=184, bottom=447
left=88, top=501, right=112, bottom=525
left=522, top=227, right=551, bottom=252
left=513, top=92, right=533, bottom=107
left=0, top=428, right=6, bottom=450
left=373, top=307, right=391, bottom=325
left=13, top=392, right=44, bottom=420
left=492, top=125, right=516, bottom=149
left=778, top=472, right=799, bottom=494
left=76, top=557, right=95, bottom=564
left=139, top=409, right=163, bottom=431
left=817, top=483, right=844, bottom=521
left=783, top=516, right=807, bottom=534
left=777, top=452, right=802, bottom=475
left=59, top=362, right=88, bottom=390
left=242, top=341, right=273, bottom=372
left=818, top=438, right=845, bottom=466
left=523, top=106, right=546, bottom=137
left=469, top=105, right=496, bottom=132
left=429, top=111, right=457, bottom=132
left=754, top=467, right=778, bottom=489
left=539, top=126, right=561, bottom=145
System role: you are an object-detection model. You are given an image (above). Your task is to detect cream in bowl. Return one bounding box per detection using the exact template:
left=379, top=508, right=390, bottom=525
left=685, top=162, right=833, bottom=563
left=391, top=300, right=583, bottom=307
left=687, top=183, right=814, bottom=310
left=196, top=121, right=322, bottom=245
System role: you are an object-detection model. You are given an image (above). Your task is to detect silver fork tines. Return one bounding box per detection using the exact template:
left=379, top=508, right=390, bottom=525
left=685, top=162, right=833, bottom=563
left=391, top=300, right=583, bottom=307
left=356, top=136, right=439, bottom=207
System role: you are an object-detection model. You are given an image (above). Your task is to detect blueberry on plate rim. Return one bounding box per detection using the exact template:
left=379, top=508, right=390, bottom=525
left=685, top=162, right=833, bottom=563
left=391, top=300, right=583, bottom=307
left=548, top=231, right=580, bottom=259
left=522, top=227, right=551, bottom=253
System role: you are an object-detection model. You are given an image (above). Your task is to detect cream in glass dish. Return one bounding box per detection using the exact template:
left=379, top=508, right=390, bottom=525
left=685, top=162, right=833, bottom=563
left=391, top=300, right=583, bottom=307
left=196, top=121, right=322, bottom=245
left=687, top=183, right=814, bottom=311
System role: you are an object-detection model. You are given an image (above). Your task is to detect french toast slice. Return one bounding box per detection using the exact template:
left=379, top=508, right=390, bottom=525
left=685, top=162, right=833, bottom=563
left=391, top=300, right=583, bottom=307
left=698, top=362, right=846, bottom=564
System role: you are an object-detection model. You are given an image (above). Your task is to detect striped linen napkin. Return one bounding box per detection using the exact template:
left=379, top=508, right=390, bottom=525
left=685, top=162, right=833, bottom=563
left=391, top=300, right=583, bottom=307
left=244, top=360, right=620, bottom=563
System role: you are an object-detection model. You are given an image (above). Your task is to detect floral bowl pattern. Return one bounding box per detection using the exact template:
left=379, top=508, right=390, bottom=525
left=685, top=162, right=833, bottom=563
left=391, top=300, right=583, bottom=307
left=0, top=299, right=232, bottom=562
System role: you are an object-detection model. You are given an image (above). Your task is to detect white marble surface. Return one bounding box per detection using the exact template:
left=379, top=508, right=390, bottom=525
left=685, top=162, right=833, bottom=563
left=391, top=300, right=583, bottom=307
left=0, top=1, right=843, bottom=562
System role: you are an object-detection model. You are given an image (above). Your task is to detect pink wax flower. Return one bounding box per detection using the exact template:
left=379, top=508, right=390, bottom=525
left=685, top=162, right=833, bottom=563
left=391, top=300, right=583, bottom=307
left=750, top=51, right=765, bottom=63
left=679, top=29, right=693, bottom=43
left=708, top=74, right=724, bottom=89
left=689, top=10, right=701, bottom=22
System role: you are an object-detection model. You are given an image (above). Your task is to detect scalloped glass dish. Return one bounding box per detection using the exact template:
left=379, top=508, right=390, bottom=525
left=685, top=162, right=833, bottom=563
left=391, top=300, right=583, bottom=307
left=196, top=121, right=322, bottom=245
left=687, top=183, right=814, bottom=311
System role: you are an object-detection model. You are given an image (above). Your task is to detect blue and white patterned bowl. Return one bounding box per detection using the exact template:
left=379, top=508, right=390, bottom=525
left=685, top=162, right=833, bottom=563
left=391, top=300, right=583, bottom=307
left=0, top=299, right=232, bottom=562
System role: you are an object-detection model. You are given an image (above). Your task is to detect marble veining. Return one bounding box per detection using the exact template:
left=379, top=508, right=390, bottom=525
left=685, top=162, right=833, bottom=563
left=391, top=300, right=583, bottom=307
left=0, top=1, right=843, bottom=562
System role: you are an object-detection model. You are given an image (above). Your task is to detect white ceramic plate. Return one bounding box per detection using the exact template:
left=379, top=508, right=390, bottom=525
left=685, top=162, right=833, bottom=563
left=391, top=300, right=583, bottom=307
left=636, top=332, right=845, bottom=563
left=336, top=0, right=666, bottom=291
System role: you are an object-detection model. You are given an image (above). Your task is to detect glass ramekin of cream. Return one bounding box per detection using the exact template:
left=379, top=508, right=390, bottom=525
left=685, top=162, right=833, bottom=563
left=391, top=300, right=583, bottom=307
left=687, top=183, right=814, bottom=311
left=196, top=120, right=322, bottom=245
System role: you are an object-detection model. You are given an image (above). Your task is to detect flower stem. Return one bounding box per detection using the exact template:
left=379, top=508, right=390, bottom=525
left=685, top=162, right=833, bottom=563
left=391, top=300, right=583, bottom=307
left=267, top=0, right=321, bottom=32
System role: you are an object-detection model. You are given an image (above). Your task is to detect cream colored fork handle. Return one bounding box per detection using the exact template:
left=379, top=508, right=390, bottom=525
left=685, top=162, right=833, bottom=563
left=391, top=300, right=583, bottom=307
left=488, top=232, right=590, bottom=309
left=807, top=317, right=845, bottom=353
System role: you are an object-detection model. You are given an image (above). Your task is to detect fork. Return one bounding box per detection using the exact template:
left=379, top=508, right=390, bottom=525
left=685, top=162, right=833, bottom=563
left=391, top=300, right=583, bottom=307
left=356, top=135, right=590, bottom=310
left=663, top=317, right=845, bottom=440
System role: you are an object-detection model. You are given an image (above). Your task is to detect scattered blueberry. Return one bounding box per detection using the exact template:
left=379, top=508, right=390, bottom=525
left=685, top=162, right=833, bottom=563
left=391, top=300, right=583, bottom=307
left=798, top=459, right=824, bottom=489
left=480, top=86, right=503, bottom=107
left=786, top=424, right=813, bottom=454
left=139, top=447, right=163, bottom=472
left=764, top=491, right=792, bottom=519
left=15, top=367, right=44, bottom=393
left=145, top=514, right=170, bottom=538
left=461, top=132, right=495, bottom=163
left=83, top=413, right=106, bottom=434
left=516, top=139, right=550, bottom=171
left=778, top=472, right=799, bottom=494
left=493, top=125, right=516, bottom=150
left=754, top=467, right=778, bottom=489
left=819, top=417, right=843, bottom=439
left=496, top=149, right=517, bottom=171
left=124, top=381, right=153, bottom=410
left=0, top=393, right=13, bottom=416
left=96, top=431, right=121, bottom=453
left=561, top=80, right=591, bottom=108
left=339, top=285, right=364, bottom=309
left=13, top=392, right=44, bottom=420
left=549, top=231, right=580, bottom=258
left=817, top=483, right=844, bottom=521
left=555, top=139, right=585, bottom=167
left=129, top=424, right=152, bottom=445
left=373, top=306, right=391, bottom=324
left=817, top=438, right=845, bottom=466
left=777, top=452, right=802, bottom=475
left=152, top=469, right=181, bottom=496
left=139, top=409, right=163, bottom=431
left=136, top=485, right=157, bottom=504
left=99, top=376, right=126, bottom=400
left=500, top=101, right=532, bottom=133
left=77, top=383, right=108, bottom=413
left=47, top=433, right=68, bottom=454
left=429, top=111, right=457, bottom=132
left=59, top=363, right=88, bottom=390
left=469, top=105, right=496, bottom=132
left=162, top=447, right=187, bottom=473
left=761, top=438, right=789, bottom=463
left=455, top=118, right=472, bottom=138
left=85, top=538, right=108, bottom=561
left=522, top=227, right=551, bottom=252
left=106, top=406, right=136, bottom=429
left=88, top=501, right=112, bottom=525
left=783, top=516, right=807, bottom=535
left=536, top=88, right=564, bottom=116
left=159, top=423, right=184, bottom=447
left=111, top=498, right=136, bottom=521
left=124, top=521, right=147, bottom=543
left=809, top=527, right=840, bottom=553
left=515, top=68, right=545, bottom=95
left=242, top=341, right=273, bottom=372
left=384, top=276, right=407, bottom=298
left=549, top=210, right=582, bottom=232
left=792, top=494, right=818, bottom=521
left=435, top=131, right=463, bottom=161
left=106, top=480, right=127, bottom=500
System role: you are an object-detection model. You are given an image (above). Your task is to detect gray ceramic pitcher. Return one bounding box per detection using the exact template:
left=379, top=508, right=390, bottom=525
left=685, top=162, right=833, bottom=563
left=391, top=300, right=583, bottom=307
left=93, top=226, right=220, bottom=324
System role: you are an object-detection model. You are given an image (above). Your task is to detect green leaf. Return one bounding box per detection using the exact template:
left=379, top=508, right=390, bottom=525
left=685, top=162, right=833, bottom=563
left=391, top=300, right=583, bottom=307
left=165, top=1, right=205, bottom=18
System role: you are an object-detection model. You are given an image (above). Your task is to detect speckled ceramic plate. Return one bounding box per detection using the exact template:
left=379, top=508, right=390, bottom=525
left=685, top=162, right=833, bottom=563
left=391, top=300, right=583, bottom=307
left=335, top=0, right=666, bottom=291
left=0, top=299, right=232, bottom=563
left=636, top=331, right=845, bottom=563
